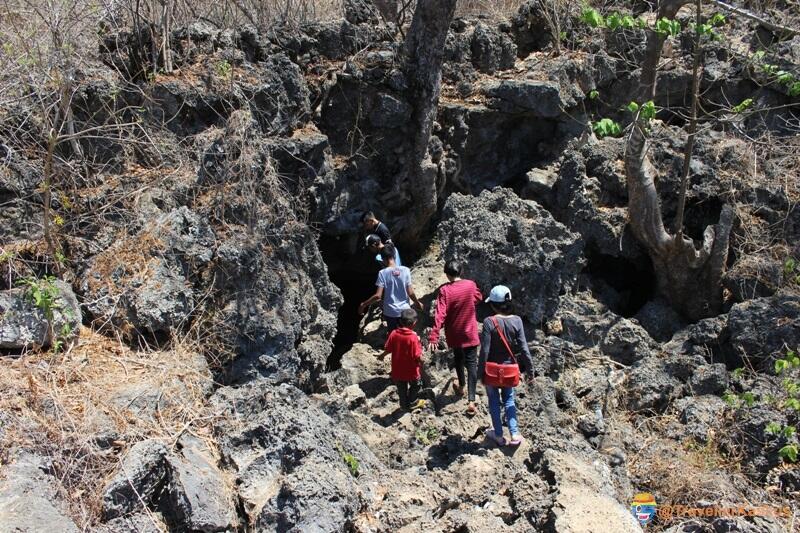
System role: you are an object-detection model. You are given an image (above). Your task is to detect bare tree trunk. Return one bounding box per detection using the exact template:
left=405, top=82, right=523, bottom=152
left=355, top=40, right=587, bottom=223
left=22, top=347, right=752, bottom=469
left=624, top=0, right=734, bottom=321
left=395, top=0, right=457, bottom=242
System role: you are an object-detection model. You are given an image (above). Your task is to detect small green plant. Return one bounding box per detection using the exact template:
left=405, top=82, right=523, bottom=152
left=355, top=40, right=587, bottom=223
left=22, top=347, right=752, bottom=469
left=709, top=13, right=726, bottom=26
left=741, top=391, right=756, bottom=407
left=778, top=444, right=798, bottom=462
left=766, top=421, right=783, bottom=436
left=722, top=389, right=739, bottom=406
left=732, top=367, right=745, bottom=379
left=606, top=12, right=636, bottom=30
left=18, top=275, right=60, bottom=322
left=775, top=350, right=800, bottom=374
left=415, top=426, right=440, bottom=445
left=579, top=7, right=604, bottom=28
left=732, top=98, right=753, bottom=114
left=588, top=89, right=599, bottom=100
left=215, top=60, right=232, bottom=79
left=592, top=118, right=622, bottom=138
left=789, top=82, right=800, bottom=97
left=336, top=443, right=360, bottom=477
left=655, top=17, right=681, bottom=37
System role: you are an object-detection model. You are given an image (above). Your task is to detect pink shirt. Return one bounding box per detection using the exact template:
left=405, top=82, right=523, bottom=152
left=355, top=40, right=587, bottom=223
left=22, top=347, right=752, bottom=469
left=428, top=279, right=482, bottom=348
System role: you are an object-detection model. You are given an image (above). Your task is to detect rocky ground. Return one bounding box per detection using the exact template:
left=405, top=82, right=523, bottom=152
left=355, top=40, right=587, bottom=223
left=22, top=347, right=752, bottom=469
left=1, top=0, right=799, bottom=531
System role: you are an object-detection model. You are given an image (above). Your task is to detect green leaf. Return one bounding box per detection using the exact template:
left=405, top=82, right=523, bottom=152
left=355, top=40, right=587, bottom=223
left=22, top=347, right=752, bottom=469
left=732, top=98, right=753, bottom=113
left=709, top=13, right=726, bottom=26
left=785, top=398, right=800, bottom=411
left=761, top=63, right=779, bottom=75
left=783, top=426, right=797, bottom=439
left=741, top=392, right=756, bottom=407
left=635, top=17, right=648, bottom=29
left=777, top=71, right=795, bottom=85
left=627, top=101, right=639, bottom=112
left=606, top=12, right=622, bottom=30
left=776, top=359, right=789, bottom=374
left=766, top=422, right=782, bottom=435
left=580, top=8, right=605, bottom=28
left=789, top=82, right=800, bottom=97
left=732, top=367, right=745, bottom=379
left=640, top=100, right=656, bottom=120
left=592, top=118, right=622, bottom=138
left=779, top=444, right=798, bottom=463
left=589, top=89, right=599, bottom=100
left=722, top=390, right=738, bottom=406
left=785, top=257, right=797, bottom=274
left=655, top=17, right=681, bottom=37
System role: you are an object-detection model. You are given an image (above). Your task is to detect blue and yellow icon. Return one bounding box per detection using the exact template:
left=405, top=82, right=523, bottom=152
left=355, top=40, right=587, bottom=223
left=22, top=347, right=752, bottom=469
left=631, top=492, right=657, bottom=526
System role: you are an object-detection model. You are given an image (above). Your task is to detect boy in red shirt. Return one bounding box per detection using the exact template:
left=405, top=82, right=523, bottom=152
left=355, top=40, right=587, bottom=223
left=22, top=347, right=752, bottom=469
left=379, top=308, right=425, bottom=411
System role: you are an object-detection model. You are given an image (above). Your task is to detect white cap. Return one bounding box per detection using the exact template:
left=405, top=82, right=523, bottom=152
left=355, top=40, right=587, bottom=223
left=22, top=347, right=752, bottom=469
left=486, top=285, right=512, bottom=303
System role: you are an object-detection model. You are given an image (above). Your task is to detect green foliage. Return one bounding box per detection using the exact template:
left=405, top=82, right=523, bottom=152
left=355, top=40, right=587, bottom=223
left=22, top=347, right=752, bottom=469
left=789, top=82, right=800, bottom=97
left=606, top=12, right=636, bottom=30
left=732, top=98, right=753, bottom=114
left=732, top=367, right=745, bottom=379
left=588, top=89, right=599, bottom=100
left=640, top=100, right=656, bottom=119
left=415, top=426, right=441, bottom=445
left=215, top=60, right=232, bottom=79
left=655, top=17, right=681, bottom=37
left=18, top=275, right=60, bottom=322
left=779, top=444, right=798, bottom=462
left=775, top=350, right=800, bottom=375
left=741, top=391, right=756, bottom=407
left=722, top=389, right=738, bottom=407
left=337, top=443, right=360, bottom=477
left=709, top=13, right=726, bottom=26
left=592, top=118, right=622, bottom=138
left=776, top=71, right=795, bottom=85
left=761, top=63, right=779, bottom=76
left=580, top=7, right=604, bottom=28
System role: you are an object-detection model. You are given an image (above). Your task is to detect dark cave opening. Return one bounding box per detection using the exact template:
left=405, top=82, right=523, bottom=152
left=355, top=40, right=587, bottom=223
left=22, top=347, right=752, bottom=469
left=320, top=234, right=383, bottom=371
left=583, top=249, right=656, bottom=318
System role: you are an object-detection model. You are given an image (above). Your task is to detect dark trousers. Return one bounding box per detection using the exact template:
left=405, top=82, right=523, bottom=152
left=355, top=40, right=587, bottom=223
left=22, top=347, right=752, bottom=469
left=395, top=379, right=420, bottom=410
left=453, top=345, right=478, bottom=402
left=384, top=315, right=400, bottom=333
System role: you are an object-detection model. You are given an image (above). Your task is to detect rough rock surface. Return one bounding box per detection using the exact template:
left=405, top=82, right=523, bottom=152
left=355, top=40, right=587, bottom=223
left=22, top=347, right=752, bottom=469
left=0, top=452, right=79, bottom=533
left=725, top=292, right=800, bottom=371
left=439, top=188, right=584, bottom=324
left=0, top=280, right=81, bottom=351
left=102, top=440, right=170, bottom=520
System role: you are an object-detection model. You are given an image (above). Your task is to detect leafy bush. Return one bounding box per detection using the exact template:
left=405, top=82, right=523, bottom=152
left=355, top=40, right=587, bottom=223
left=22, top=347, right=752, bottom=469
left=592, top=118, right=622, bottom=138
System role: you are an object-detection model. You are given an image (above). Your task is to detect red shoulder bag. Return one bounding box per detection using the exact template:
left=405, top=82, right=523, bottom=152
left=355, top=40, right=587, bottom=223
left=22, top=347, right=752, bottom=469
left=483, top=316, right=521, bottom=388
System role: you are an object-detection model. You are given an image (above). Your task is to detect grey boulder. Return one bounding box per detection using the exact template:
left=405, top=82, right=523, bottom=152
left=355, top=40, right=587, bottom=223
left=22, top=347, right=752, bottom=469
left=0, top=280, right=81, bottom=352
left=439, top=188, right=584, bottom=324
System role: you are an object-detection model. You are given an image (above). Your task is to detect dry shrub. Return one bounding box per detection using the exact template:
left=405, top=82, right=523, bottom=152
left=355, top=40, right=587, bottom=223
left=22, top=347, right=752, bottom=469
left=456, top=0, right=522, bottom=19
left=0, top=326, right=217, bottom=528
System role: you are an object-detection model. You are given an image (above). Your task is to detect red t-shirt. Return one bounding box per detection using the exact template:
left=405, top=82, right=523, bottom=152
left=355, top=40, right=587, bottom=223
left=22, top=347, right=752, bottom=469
left=428, top=279, right=482, bottom=348
left=384, top=327, right=422, bottom=381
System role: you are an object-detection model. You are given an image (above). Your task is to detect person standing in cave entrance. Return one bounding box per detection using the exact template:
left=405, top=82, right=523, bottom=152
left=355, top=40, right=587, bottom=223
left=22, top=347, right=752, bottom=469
left=479, top=285, right=534, bottom=447
left=428, top=261, right=482, bottom=416
left=365, top=234, right=402, bottom=267
left=358, top=244, right=423, bottom=333
left=359, top=211, right=393, bottom=251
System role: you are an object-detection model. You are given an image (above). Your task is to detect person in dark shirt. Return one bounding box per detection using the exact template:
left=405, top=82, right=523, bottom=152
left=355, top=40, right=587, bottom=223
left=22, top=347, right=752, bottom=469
left=360, top=211, right=392, bottom=247
left=479, top=285, right=534, bottom=447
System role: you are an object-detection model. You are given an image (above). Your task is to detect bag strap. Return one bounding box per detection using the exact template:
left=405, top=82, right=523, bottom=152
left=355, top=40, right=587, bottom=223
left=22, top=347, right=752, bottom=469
left=489, top=316, right=517, bottom=364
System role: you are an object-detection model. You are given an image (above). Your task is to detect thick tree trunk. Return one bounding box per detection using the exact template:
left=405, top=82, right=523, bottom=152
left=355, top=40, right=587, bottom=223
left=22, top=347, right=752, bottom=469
left=394, top=0, right=457, bottom=242
left=624, top=0, right=734, bottom=321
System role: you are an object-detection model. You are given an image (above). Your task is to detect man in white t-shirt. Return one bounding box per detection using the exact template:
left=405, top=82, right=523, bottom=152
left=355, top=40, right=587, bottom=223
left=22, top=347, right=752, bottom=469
left=358, top=244, right=423, bottom=332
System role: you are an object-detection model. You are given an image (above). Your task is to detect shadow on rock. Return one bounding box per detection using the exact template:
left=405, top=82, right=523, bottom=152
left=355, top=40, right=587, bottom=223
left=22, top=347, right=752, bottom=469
left=426, top=434, right=488, bottom=470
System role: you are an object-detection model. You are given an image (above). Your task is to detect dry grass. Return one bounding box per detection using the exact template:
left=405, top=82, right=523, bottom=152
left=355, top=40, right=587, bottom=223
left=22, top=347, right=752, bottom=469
left=0, top=326, right=218, bottom=528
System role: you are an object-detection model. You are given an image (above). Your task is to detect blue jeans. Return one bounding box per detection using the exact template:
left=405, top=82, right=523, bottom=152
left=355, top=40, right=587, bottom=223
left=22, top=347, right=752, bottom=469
left=486, top=385, right=518, bottom=437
